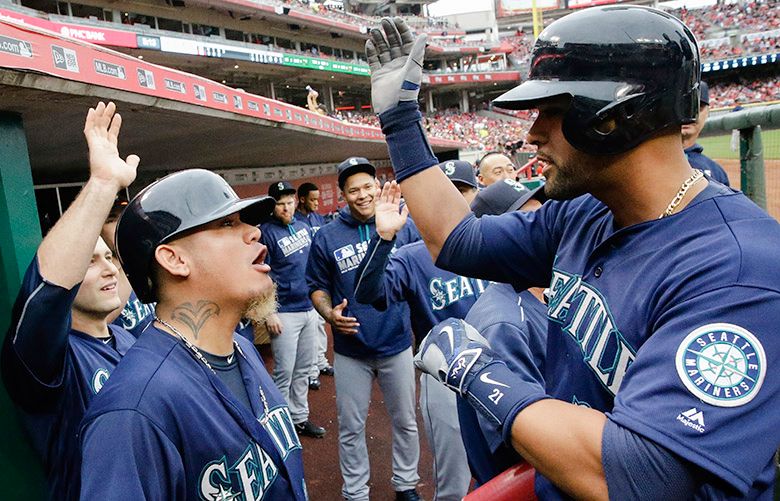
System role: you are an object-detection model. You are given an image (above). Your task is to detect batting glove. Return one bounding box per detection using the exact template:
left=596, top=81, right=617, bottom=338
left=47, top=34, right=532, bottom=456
left=365, top=17, right=437, bottom=181
left=415, top=318, right=549, bottom=439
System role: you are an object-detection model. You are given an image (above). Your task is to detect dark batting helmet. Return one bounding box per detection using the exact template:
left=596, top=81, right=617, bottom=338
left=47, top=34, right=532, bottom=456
left=115, top=169, right=275, bottom=303
left=493, top=5, right=700, bottom=156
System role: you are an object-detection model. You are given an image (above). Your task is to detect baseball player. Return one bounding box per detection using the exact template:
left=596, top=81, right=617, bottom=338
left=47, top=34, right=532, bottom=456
left=475, top=152, right=517, bottom=187
left=457, top=180, right=549, bottom=487
left=353, top=161, right=488, bottom=501
left=439, top=159, right=479, bottom=204
left=295, top=182, right=334, bottom=389
left=79, top=167, right=306, bottom=499
left=305, top=157, right=423, bottom=501
left=683, top=81, right=731, bottom=186
left=0, top=102, right=137, bottom=499
left=262, top=180, right=326, bottom=438
left=101, top=199, right=155, bottom=337
left=367, top=10, right=780, bottom=499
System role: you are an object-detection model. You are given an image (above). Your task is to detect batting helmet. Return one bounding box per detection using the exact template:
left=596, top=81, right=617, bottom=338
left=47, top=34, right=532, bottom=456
left=493, top=5, right=700, bottom=156
left=115, top=169, right=275, bottom=303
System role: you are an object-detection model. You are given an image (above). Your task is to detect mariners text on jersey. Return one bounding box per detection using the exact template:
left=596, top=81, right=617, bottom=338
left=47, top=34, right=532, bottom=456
left=199, top=405, right=302, bottom=500
left=277, top=229, right=311, bottom=257
left=547, top=267, right=636, bottom=396
left=429, top=276, right=489, bottom=311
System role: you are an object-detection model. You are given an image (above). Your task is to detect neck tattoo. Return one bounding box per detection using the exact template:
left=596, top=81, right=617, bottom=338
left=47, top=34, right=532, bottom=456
left=154, top=316, right=270, bottom=424
left=659, top=169, right=704, bottom=219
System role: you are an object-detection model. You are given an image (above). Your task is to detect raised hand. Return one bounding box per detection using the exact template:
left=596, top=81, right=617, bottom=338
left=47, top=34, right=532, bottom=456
left=83, top=101, right=139, bottom=191
left=375, top=181, right=409, bottom=241
left=365, top=17, right=426, bottom=115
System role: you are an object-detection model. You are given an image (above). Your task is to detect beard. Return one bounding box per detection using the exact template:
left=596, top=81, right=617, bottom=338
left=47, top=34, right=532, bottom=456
left=242, top=282, right=278, bottom=326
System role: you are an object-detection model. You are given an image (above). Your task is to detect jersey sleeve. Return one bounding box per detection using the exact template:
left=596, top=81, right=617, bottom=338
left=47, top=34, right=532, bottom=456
left=435, top=209, right=558, bottom=289
left=305, top=230, right=332, bottom=298
left=353, top=235, right=395, bottom=310
left=80, top=410, right=185, bottom=500
left=608, top=285, right=780, bottom=495
left=1, top=256, right=79, bottom=412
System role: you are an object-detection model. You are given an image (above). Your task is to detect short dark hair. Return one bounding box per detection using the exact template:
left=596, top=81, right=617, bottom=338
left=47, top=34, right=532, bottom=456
left=476, top=151, right=508, bottom=169
left=297, top=182, right=319, bottom=199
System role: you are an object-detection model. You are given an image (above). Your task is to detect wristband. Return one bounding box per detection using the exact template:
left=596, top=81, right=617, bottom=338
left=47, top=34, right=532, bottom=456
left=379, top=101, right=439, bottom=182
left=459, top=359, right=549, bottom=442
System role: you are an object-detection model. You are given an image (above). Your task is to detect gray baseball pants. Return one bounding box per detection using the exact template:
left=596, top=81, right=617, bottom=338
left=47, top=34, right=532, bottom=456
left=334, top=347, right=420, bottom=501
left=270, top=309, right=319, bottom=424
left=420, top=372, right=471, bottom=500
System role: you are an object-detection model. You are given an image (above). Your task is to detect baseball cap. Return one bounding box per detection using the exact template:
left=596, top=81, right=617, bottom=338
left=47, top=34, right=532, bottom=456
left=268, top=180, right=296, bottom=200
left=338, top=157, right=376, bottom=189
left=699, top=81, right=709, bottom=106
left=470, top=179, right=545, bottom=217
left=439, top=160, right=477, bottom=189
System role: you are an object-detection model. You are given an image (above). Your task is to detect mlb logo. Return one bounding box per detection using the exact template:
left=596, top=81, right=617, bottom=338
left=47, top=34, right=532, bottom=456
left=333, top=245, right=355, bottom=261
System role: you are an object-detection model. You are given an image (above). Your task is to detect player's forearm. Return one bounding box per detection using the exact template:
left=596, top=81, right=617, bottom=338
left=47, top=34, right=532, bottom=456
left=399, top=168, right=470, bottom=261
left=354, top=236, right=393, bottom=309
left=310, top=290, right=333, bottom=322
left=38, top=177, right=119, bottom=288
left=509, top=399, right=609, bottom=501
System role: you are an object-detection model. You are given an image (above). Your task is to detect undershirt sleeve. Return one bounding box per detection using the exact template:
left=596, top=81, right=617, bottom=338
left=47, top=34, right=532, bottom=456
left=602, top=418, right=701, bottom=501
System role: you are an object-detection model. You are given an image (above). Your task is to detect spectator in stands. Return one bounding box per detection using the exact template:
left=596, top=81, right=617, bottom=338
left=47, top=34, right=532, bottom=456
left=683, top=82, right=731, bottom=186
left=476, top=151, right=517, bottom=187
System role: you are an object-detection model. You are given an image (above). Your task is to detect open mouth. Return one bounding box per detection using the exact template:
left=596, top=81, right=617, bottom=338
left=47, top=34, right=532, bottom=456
left=252, top=246, right=271, bottom=272
left=100, top=282, right=117, bottom=292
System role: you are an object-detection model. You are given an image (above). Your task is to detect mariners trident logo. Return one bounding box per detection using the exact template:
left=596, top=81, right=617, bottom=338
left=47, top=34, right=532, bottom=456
left=676, top=323, right=766, bottom=407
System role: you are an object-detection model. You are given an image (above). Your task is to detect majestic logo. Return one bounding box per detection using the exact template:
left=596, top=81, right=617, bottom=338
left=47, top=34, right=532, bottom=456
left=676, top=407, right=706, bottom=433
left=547, top=268, right=636, bottom=396
left=443, top=161, right=456, bottom=176
left=676, top=323, right=766, bottom=407
left=92, top=368, right=110, bottom=393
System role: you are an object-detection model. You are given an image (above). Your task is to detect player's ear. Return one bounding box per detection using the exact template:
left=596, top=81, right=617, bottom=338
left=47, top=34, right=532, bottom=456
left=154, top=243, right=191, bottom=279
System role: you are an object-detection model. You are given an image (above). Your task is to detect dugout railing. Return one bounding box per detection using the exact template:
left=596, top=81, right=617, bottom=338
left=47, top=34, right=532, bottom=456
left=702, top=103, right=780, bottom=214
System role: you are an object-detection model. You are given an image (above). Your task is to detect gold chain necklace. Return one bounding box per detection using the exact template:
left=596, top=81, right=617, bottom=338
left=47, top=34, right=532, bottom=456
left=659, top=169, right=704, bottom=219
left=154, top=316, right=270, bottom=425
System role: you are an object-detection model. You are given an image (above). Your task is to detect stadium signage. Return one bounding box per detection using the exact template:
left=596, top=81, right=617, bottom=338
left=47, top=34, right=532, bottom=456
left=0, top=8, right=138, bottom=47
left=282, top=54, right=370, bottom=75
left=702, top=53, right=779, bottom=73
left=426, top=71, right=520, bottom=85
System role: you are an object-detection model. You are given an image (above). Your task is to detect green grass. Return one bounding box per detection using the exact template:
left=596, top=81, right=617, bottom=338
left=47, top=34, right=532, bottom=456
left=698, top=128, right=780, bottom=160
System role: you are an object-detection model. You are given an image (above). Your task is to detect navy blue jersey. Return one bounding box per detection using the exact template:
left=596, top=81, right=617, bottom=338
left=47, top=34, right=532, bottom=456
left=437, top=182, right=780, bottom=498
left=296, top=210, right=327, bottom=234
left=355, top=238, right=488, bottom=342
left=458, top=285, right=548, bottom=486
left=235, top=319, right=256, bottom=344
left=80, top=326, right=307, bottom=500
left=111, top=289, right=155, bottom=337
left=1, top=258, right=135, bottom=500
left=305, top=207, right=419, bottom=358
left=261, top=217, right=314, bottom=312
left=685, top=144, right=730, bottom=187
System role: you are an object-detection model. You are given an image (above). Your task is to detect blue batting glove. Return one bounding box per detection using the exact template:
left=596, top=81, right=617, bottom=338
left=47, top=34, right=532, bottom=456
left=415, top=318, right=549, bottom=439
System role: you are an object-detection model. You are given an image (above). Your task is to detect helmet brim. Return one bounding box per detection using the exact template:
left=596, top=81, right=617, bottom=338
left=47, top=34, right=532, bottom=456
left=492, top=80, right=630, bottom=111
left=160, top=195, right=275, bottom=244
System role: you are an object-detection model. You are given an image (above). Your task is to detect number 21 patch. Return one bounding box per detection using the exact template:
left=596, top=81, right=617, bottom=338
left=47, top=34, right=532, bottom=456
left=676, top=323, right=766, bottom=407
